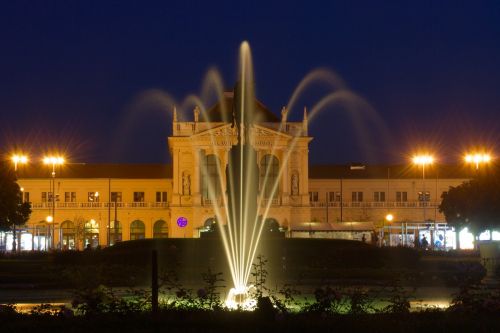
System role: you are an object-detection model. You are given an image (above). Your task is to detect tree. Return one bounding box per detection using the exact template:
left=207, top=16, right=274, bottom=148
left=440, top=168, right=500, bottom=248
left=0, top=162, right=32, bottom=251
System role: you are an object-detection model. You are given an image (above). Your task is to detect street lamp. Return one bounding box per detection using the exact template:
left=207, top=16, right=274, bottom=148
left=43, top=155, right=65, bottom=249
left=43, top=156, right=65, bottom=176
left=464, top=153, right=491, bottom=170
left=412, top=154, right=434, bottom=215
left=381, top=213, right=394, bottom=247
left=11, top=154, right=28, bottom=171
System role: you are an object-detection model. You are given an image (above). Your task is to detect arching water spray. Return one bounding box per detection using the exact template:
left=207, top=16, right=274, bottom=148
left=119, top=41, right=393, bottom=309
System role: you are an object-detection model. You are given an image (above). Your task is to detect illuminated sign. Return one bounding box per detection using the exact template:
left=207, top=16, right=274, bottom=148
left=177, top=217, right=188, bottom=228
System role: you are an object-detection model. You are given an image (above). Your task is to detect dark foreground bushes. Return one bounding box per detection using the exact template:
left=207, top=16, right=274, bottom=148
left=1, top=309, right=500, bottom=333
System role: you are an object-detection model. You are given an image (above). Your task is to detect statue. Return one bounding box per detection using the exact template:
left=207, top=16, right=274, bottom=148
left=194, top=106, right=200, bottom=122
left=182, top=172, right=191, bottom=195
left=291, top=173, right=299, bottom=196
left=281, top=106, right=288, bottom=123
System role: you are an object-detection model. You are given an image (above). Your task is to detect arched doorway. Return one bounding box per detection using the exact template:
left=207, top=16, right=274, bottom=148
left=130, top=220, right=145, bottom=240
left=264, top=218, right=280, bottom=233
left=60, top=220, right=75, bottom=250
left=110, top=220, right=122, bottom=245
left=204, top=217, right=218, bottom=232
left=84, top=219, right=100, bottom=249
left=153, top=220, right=168, bottom=238
left=260, top=154, right=279, bottom=199
left=34, top=222, right=49, bottom=251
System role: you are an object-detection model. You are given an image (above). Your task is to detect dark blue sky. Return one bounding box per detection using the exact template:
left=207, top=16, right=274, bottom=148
left=1, top=1, right=500, bottom=165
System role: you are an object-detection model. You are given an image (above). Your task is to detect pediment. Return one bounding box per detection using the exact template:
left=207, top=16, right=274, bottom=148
left=191, top=124, right=236, bottom=138
left=251, top=124, right=292, bottom=139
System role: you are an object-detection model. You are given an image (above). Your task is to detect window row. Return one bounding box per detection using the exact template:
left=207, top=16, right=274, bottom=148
left=28, top=191, right=168, bottom=203
left=309, top=191, right=432, bottom=202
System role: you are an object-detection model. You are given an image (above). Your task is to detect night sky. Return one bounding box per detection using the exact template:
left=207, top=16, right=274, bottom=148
left=1, top=1, right=500, bottom=165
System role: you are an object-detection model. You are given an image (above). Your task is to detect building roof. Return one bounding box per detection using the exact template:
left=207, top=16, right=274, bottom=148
left=14, top=163, right=477, bottom=180
left=308, top=164, right=475, bottom=179
left=16, top=164, right=172, bottom=179
left=202, top=92, right=280, bottom=123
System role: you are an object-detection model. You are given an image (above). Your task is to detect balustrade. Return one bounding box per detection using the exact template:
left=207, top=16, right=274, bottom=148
left=310, top=201, right=441, bottom=208
left=29, top=202, right=169, bottom=209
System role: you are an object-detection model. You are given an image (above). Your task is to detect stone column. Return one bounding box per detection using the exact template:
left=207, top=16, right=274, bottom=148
left=192, top=148, right=201, bottom=205
left=281, top=148, right=290, bottom=205
left=300, top=147, right=310, bottom=206
left=171, top=148, right=180, bottom=205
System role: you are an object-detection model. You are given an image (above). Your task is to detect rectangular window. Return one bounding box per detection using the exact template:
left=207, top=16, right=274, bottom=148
left=65, top=192, right=76, bottom=202
left=352, top=191, right=363, bottom=202
left=418, top=191, right=430, bottom=202
left=88, top=192, right=100, bottom=202
left=309, top=191, right=319, bottom=202
left=42, top=192, right=53, bottom=202
left=374, top=191, right=386, bottom=202
left=328, top=191, right=341, bottom=202
left=23, top=192, right=30, bottom=203
left=111, top=192, right=122, bottom=202
left=156, top=191, right=167, bottom=202
left=134, top=192, right=145, bottom=202
left=396, top=191, right=408, bottom=202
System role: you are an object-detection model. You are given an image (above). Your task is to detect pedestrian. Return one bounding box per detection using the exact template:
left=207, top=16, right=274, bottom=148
left=421, top=235, right=429, bottom=249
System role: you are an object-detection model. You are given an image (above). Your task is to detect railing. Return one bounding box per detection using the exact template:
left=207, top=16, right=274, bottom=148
left=30, top=202, right=169, bottom=209
left=310, top=201, right=441, bottom=208
left=261, top=198, right=280, bottom=206
left=203, top=198, right=223, bottom=206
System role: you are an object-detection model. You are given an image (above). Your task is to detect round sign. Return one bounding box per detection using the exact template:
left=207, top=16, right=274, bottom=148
left=177, top=217, right=188, bottom=228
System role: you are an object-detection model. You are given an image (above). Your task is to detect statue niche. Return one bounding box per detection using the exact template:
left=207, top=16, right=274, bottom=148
left=291, top=172, right=299, bottom=196
left=182, top=171, right=191, bottom=196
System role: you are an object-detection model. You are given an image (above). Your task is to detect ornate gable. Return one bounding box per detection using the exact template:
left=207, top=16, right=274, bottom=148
left=251, top=124, right=293, bottom=139
left=192, top=124, right=236, bottom=138
left=190, top=124, right=237, bottom=147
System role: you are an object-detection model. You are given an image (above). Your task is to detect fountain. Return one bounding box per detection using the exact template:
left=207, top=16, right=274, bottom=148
left=222, top=80, right=260, bottom=307
left=122, top=41, right=391, bottom=309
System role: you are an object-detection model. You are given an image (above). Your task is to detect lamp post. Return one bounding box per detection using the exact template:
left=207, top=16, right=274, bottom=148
left=382, top=213, right=393, bottom=247
left=43, top=156, right=64, bottom=250
left=10, top=154, right=28, bottom=252
left=413, top=154, right=434, bottom=247
left=412, top=155, right=434, bottom=220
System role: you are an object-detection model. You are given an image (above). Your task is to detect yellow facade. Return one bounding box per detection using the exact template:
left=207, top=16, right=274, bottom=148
left=13, top=96, right=472, bottom=249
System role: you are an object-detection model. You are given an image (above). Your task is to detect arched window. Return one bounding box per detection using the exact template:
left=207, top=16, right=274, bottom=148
left=60, top=220, right=75, bottom=250
left=130, top=220, right=145, bottom=240
left=202, top=154, right=222, bottom=202
left=153, top=220, right=168, bottom=238
left=260, top=154, right=279, bottom=198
